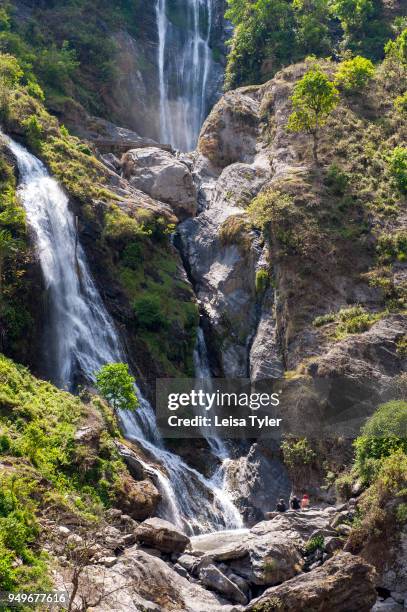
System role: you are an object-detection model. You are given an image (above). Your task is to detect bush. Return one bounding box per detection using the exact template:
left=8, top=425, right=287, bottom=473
left=121, top=241, right=143, bottom=269
left=324, top=164, right=349, bottom=196
left=255, top=269, right=269, bottom=293
left=388, top=147, right=407, bottom=193
left=336, top=471, right=354, bottom=500
left=377, top=231, right=407, bottom=263
left=22, top=115, right=43, bottom=150
left=281, top=437, right=316, bottom=468
left=354, top=400, right=407, bottom=483
left=133, top=295, right=167, bottom=331
left=305, top=534, right=324, bottom=553
left=335, top=305, right=382, bottom=336
left=313, top=312, right=336, bottom=327
left=334, top=56, right=375, bottom=92
left=394, top=91, right=407, bottom=115
left=347, top=450, right=407, bottom=551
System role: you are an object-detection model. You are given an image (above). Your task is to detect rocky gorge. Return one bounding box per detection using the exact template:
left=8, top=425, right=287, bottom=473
left=0, top=0, right=406, bottom=610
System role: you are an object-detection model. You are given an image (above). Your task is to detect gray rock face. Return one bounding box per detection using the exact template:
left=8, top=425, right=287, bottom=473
left=135, top=517, right=190, bottom=554
left=122, top=147, right=197, bottom=220
left=246, top=552, right=377, bottom=612
left=178, top=158, right=276, bottom=378
left=199, top=564, right=248, bottom=605
left=225, top=443, right=291, bottom=522
left=198, top=89, right=261, bottom=169
left=56, top=547, right=240, bottom=612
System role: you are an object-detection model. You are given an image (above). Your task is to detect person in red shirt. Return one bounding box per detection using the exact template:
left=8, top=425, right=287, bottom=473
left=301, top=493, right=310, bottom=510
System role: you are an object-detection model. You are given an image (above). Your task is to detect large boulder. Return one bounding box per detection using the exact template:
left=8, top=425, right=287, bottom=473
left=115, top=474, right=161, bottom=522
left=135, top=517, right=190, bottom=554
left=199, top=564, right=248, bottom=605
left=246, top=552, right=377, bottom=612
left=121, top=147, right=197, bottom=219
left=57, top=547, right=240, bottom=612
left=191, top=516, right=305, bottom=588
left=198, top=89, right=260, bottom=169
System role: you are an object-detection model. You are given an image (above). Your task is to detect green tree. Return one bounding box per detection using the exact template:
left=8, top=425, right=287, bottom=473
left=293, top=0, right=331, bottom=56
left=334, top=55, right=375, bottom=91
left=95, top=363, right=139, bottom=412
left=225, top=0, right=296, bottom=88
left=287, top=66, right=339, bottom=165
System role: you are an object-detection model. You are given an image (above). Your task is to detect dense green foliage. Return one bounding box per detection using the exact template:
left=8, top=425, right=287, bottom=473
left=0, top=0, right=144, bottom=116
left=225, top=0, right=406, bottom=88
left=354, top=400, right=407, bottom=483
left=0, top=354, right=132, bottom=593
left=95, top=363, right=139, bottom=411
left=0, top=150, right=32, bottom=359
left=334, top=55, right=375, bottom=91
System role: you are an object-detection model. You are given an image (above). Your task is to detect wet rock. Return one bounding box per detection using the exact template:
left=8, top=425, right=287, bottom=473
left=135, top=518, right=190, bottom=554
left=199, top=564, right=248, bottom=605
left=372, top=599, right=404, bottom=611
left=246, top=552, right=377, bottom=612
left=122, top=147, right=197, bottom=219
left=225, top=443, right=291, bottom=521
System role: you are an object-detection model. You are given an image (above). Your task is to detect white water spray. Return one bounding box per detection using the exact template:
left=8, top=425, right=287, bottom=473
left=156, top=0, right=213, bottom=151
left=4, top=133, right=242, bottom=534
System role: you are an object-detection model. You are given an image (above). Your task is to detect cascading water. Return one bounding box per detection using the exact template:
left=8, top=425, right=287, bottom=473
left=193, top=327, right=243, bottom=528
left=4, top=133, right=241, bottom=534
left=156, top=0, right=213, bottom=151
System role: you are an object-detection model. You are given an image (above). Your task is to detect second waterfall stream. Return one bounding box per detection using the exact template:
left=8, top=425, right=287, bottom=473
left=3, top=132, right=242, bottom=534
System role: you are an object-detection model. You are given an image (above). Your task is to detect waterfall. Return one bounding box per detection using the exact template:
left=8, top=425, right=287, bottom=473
left=4, top=133, right=242, bottom=534
left=193, top=327, right=243, bottom=528
left=156, top=0, right=213, bottom=151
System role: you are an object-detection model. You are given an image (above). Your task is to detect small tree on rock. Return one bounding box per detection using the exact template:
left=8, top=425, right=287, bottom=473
left=95, top=363, right=138, bottom=412
left=287, top=66, right=339, bottom=166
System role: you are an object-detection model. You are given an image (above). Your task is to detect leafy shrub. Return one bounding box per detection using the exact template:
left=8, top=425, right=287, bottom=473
left=384, top=28, right=407, bottom=66
left=248, top=190, right=294, bottom=232
left=347, top=449, right=407, bottom=551
left=334, top=56, right=375, bottom=91
left=133, top=295, right=167, bottom=331
left=313, top=312, right=336, bottom=327
left=22, top=115, right=43, bottom=150
left=335, top=305, right=382, bottom=336
left=305, top=534, right=324, bottom=553
left=377, top=231, right=407, bottom=263
left=104, top=206, right=148, bottom=246
left=394, top=91, right=407, bottom=115
left=335, top=471, right=354, bottom=500
left=324, top=164, right=349, bottom=196
left=121, top=241, right=143, bottom=269
left=354, top=400, right=407, bottom=483
left=281, top=437, right=316, bottom=468
left=388, top=147, right=407, bottom=193
left=255, top=269, right=269, bottom=293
